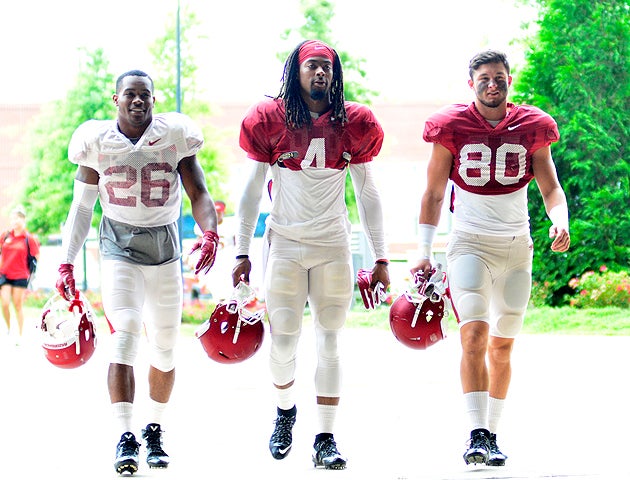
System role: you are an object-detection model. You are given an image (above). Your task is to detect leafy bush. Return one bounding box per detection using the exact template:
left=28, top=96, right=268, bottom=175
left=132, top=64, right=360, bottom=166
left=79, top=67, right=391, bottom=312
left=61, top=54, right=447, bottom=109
left=568, top=266, right=630, bottom=309
left=182, top=301, right=216, bottom=325
left=514, top=0, right=630, bottom=305
left=529, top=280, right=555, bottom=307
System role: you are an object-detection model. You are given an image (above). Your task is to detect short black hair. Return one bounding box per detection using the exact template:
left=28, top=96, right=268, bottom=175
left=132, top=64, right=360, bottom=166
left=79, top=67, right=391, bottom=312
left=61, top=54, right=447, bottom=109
left=116, top=70, right=154, bottom=93
left=468, top=50, right=510, bottom=79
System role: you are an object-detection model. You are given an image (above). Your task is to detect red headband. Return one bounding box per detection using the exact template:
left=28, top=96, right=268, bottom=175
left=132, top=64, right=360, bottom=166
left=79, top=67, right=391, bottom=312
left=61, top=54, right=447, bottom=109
left=298, top=40, right=335, bottom=65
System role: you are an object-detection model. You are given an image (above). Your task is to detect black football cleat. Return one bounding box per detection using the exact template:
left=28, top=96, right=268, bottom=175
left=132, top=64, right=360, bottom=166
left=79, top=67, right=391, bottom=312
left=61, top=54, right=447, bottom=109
left=487, top=433, right=508, bottom=466
left=463, top=428, right=491, bottom=465
left=115, top=432, right=140, bottom=475
left=312, top=436, right=347, bottom=470
left=142, top=423, right=170, bottom=469
left=269, top=410, right=296, bottom=460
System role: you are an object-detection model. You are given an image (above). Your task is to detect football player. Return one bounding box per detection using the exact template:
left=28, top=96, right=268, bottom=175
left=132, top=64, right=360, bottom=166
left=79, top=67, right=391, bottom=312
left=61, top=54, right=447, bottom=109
left=232, top=40, right=390, bottom=470
left=55, top=70, right=219, bottom=475
left=411, top=50, right=570, bottom=466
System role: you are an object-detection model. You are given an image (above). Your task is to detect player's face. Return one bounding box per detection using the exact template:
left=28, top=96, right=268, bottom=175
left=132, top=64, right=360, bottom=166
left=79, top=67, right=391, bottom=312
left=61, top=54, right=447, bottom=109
left=299, top=57, right=333, bottom=101
left=10, top=213, right=25, bottom=230
left=113, top=76, right=155, bottom=131
left=469, top=63, right=512, bottom=108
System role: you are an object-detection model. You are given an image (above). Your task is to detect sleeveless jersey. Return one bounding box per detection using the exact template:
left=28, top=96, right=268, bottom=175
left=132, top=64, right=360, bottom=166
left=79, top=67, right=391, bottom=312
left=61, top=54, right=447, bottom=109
left=239, top=98, right=384, bottom=246
left=423, top=102, right=559, bottom=235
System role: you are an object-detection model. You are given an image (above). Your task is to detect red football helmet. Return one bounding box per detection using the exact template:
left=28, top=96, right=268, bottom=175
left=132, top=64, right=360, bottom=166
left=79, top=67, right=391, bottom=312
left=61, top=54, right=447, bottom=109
left=389, top=264, right=449, bottom=350
left=195, top=282, right=265, bottom=364
left=40, top=290, right=97, bottom=368
left=356, top=268, right=386, bottom=309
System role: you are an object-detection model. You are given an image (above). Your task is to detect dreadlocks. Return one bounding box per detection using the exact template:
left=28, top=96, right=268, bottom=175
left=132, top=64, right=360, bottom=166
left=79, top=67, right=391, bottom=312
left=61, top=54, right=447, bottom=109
left=276, top=40, right=348, bottom=129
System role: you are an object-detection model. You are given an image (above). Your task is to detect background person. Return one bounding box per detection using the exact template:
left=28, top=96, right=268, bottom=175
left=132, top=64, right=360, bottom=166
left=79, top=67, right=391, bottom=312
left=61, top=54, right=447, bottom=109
left=0, top=205, right=40, bottom=342
left=55, top=70, right=219, bottom=475
left=232, top=39, right=389, bottom=470
left=411, top=50, right=570, bottom=466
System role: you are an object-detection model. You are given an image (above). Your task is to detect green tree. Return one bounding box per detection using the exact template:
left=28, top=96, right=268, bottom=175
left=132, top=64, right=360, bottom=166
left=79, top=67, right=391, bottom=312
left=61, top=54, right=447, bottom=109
left=279, top=0, right=379, bottom=222
left=279, top=0, right=378, bottom=104
left=513, top=0, right=629, bottom=304
left=22, top=48, right=114, bottom=238
left=148, top=6, right=228, bottom=212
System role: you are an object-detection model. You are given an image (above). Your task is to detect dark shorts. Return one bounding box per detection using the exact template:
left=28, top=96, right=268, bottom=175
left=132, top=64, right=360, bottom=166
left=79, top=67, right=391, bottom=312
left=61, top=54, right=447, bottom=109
left=0, top=277, right=29, bottom=288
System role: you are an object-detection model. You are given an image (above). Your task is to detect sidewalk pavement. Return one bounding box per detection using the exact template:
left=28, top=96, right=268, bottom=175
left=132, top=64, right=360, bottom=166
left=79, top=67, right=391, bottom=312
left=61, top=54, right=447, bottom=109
left=1, top=321, right=628, bottom=479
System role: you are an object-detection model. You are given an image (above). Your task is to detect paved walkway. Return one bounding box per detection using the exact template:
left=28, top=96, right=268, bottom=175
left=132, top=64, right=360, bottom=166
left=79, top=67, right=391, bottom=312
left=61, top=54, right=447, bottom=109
left=1, top=322, right=628, bottom=479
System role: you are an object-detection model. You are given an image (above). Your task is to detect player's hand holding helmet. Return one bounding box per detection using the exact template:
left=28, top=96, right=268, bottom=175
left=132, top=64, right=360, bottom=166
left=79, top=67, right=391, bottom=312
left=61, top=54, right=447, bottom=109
left=56, top=263, right=76, bottom=301
left=195, top=281, right=265, bottom=364
left=189, top=230, right=220, bottom=275
left=356, top=268, right=387, bottom=309
left=39, top=290, right=97, bottom=368
left=389, top=263, right=449, bottom=350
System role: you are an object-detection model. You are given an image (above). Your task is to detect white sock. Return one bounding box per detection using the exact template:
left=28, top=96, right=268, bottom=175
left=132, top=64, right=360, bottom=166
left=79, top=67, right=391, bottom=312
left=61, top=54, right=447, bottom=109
left=488, top=397, right=505, bottom=434
left=112, top=402, right=134, bottom=439
left=464, top=391, right=489, bottom=431
left=147, top=398, right=168, bottom=427
left=317, top=404, right=337, bottom=434
left=276, top=385, right=295, bottom=411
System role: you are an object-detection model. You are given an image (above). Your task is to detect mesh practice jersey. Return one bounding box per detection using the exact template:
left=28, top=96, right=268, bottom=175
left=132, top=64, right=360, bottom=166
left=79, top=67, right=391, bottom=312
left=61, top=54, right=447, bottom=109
left=239, top=98, right=384, bottom=246
left=68, top=112, right=204, bottom=228
left=423, top=102, right=559, bottom=235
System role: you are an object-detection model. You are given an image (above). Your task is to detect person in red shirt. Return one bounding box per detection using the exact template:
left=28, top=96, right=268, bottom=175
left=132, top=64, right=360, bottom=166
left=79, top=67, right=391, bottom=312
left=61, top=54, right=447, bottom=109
left=0, top=205, right=40, bottom=339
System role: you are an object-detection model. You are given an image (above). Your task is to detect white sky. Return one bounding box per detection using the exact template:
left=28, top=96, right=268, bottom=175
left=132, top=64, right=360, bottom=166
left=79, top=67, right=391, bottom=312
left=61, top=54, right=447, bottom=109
left=1, top=0, right=538, bottom=105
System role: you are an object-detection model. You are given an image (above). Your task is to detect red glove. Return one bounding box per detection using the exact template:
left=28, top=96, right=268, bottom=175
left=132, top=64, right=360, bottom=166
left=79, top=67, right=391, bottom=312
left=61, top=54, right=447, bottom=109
left=356, top=268, right=386, bottom=310
left=56, top=263, right=76, bottom=301
left=189, top=230, right=219, bottom=275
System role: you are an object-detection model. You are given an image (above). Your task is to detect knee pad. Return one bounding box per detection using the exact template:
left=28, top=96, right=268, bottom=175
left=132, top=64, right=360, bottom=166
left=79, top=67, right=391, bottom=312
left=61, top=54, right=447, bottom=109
left=493, top=314, right=525, bottom=338
left=148, top=326, right=178, bottom=372
left=310, top=262, right=352, bottom=330
left=454, top=292, right=488, bottom=323
left=111, top=330, right=141, bottom=366
left=269, top=333, right=300, bottom=386
left=314, top=329, right=341, bottom=397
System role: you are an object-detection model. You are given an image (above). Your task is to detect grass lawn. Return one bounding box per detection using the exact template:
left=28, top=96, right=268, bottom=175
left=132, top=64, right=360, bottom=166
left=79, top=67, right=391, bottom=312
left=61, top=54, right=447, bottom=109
left=339, top=303, right=629, bottom=335
left=23, top=301, right=629, bottom=338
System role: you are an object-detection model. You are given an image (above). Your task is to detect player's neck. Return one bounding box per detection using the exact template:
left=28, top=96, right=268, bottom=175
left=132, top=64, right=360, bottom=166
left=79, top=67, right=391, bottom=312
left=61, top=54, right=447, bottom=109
left=302, top=94, right=331, bottom=116
left=117, top=121, right=150, bottom=141
left=474, top=100, right=508, bottom=122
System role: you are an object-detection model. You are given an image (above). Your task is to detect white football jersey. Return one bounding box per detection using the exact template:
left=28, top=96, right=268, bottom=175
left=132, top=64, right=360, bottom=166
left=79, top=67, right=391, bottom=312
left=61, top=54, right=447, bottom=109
left=68, top=112, right=203, bottom=227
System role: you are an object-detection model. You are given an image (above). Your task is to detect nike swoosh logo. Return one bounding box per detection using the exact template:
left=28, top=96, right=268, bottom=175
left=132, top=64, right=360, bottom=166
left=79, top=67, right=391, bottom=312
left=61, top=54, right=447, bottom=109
left=278, top=445, right=291, bottom=454
left=148, top=138, right=161, bottom=146
left=507, top=124, right=521, bottom=131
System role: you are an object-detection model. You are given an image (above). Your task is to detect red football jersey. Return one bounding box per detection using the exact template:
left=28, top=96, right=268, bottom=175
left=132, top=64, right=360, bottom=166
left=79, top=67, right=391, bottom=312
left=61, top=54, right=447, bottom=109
left=423, top=102, right=559, bottom=196
left=239, top=98, right=384, bottom=169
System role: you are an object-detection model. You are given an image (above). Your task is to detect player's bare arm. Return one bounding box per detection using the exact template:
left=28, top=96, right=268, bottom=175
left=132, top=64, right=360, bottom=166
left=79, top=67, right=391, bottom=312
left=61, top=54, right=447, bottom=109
left=179, top=155, right=218, bottom=234
left=532, top=146, right=571, bottom=252
left=75, top=164, right=100, bottom=184
left=412, top=143, right=453, bottom=275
